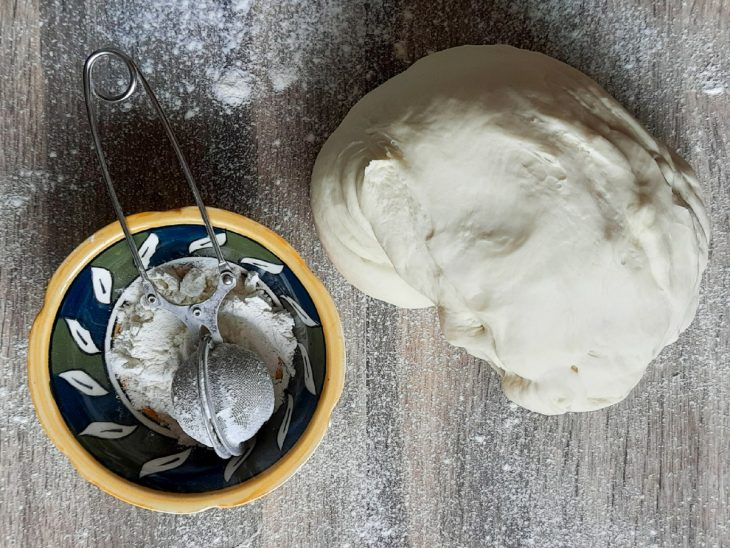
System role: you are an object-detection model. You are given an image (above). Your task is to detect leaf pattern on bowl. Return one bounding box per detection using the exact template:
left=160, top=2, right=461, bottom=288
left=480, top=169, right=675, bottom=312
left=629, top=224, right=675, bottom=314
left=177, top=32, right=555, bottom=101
left=298, top=343, right=316, bottom=395
left=48, top=223, right=329, bottom=493
left=80, top=422, right=137, bottom=439
left=138, top=233, right=159, bottom=269
left=224, top=438, right=257, bottom=482
left=281, top=295, right=319, bottom=327
left=64, top=318, right=100, bottom=354
left=240, top=257, right=284, bottom=274
left=277, top=394, right=294, bottom=451
left=59, top=370, right=108, bottom=396
left=189, top=232, right=226, bottom=253
left=139, top=448, right=193, bottom=478
left=248, top=272, right=282, bottom=308
left=90, top=267, right=113, bottom=305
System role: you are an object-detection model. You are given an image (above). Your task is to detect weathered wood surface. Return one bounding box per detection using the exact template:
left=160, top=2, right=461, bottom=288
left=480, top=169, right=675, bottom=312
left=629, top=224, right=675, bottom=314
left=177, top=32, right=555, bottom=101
left=1, top=1, right=728, bottom=546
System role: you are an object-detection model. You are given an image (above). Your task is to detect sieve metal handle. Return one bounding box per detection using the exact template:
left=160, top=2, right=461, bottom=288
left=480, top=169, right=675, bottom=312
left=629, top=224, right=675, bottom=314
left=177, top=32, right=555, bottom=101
left=82, top=48, right=233, bottom=303
left=197, top=334, right=243, bottom=459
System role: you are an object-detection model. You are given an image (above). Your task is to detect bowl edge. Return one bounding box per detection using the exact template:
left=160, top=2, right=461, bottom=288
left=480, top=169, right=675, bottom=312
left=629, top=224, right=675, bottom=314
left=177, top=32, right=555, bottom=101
left=27, top=206, right=345, bottom=513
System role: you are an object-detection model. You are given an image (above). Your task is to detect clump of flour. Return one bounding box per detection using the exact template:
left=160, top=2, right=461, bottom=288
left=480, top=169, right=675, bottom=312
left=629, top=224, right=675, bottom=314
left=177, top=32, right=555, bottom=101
left=106, top=258, right=296, bottom=445
left=210, top=67, right=254, bottom=108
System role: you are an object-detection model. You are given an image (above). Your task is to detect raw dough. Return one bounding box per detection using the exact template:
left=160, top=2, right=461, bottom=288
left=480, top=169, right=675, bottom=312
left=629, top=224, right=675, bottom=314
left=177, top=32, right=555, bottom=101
left=311, top=45, right=709, bottom=414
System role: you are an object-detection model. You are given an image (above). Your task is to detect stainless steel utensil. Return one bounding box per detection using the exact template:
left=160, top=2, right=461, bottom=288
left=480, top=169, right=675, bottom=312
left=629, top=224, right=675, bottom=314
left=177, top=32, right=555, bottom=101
left=83, top=48, right=273, bottom=458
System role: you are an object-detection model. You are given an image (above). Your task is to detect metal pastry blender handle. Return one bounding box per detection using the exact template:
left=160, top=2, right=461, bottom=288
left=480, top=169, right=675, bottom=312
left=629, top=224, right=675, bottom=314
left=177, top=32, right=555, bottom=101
left=196, top=332, right=240, bottom=458
left=83, top=48, right=235, bottom=342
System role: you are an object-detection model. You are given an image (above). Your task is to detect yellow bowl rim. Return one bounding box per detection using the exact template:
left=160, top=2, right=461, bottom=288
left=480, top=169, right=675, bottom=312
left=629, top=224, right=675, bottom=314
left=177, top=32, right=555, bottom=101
left=27, top=206, right=345, bottom=513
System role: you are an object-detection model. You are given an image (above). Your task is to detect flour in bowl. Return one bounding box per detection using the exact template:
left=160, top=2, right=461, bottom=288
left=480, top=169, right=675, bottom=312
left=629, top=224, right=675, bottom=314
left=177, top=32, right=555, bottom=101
left=105, top=257, right=296, bottom=445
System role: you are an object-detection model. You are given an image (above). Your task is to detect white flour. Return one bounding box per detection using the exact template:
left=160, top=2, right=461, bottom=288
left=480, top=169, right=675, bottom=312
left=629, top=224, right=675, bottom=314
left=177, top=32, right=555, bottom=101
left=0, top=1, right=725, bottom=546
left=106, top=258, right=296, bottom=444
left=210, top=67, right=254, bottom=108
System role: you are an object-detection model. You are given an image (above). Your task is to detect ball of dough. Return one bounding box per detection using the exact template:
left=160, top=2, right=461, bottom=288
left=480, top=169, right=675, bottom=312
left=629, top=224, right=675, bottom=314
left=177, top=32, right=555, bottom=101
left=311, top=45, right=709, bottom=414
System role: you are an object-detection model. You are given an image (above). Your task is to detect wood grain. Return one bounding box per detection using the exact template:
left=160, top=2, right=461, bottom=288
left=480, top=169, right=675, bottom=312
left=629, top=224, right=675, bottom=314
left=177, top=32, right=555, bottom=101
left=1, top=1, right=728, bottom=547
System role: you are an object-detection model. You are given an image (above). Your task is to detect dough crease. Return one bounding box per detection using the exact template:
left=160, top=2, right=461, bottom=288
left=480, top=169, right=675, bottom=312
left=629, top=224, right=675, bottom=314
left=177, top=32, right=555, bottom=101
left=311, top=45, right=709, bottom=414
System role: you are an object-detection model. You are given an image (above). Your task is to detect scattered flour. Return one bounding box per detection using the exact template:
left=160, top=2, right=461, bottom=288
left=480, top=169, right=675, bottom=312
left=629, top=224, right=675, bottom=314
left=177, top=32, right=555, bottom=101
left=4, top=1, right=728, bottom=546
left=183, top=107, right=200, bottom=120
left=232, top=0, right=253, bottom=15
left=702, top=85, right=725, bottom=96
left=210, top=67, right=254, bottom=108
left=0, top=171, right=54, bottom=214
left=94, top=0, right=358, bottom=112
left=268, top=66, right=298, bottom=93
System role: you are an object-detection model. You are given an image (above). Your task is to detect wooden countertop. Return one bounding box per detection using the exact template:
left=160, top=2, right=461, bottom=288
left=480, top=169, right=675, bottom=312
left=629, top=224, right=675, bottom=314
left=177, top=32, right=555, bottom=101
left=1, top=1, right=728, bottom=546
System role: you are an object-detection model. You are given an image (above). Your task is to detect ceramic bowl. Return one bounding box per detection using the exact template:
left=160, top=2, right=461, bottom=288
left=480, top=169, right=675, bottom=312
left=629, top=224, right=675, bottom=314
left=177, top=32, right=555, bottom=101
left=28, top=207, right=344, bottom=513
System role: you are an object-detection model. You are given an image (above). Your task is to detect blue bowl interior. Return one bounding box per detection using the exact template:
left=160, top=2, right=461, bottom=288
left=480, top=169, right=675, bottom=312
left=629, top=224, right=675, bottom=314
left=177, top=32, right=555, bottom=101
left=48, top=224, right=326, bottom=493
